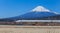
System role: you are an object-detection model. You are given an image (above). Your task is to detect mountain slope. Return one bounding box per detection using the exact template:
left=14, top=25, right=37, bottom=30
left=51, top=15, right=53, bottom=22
left=18, top=12, right=57, bottom=20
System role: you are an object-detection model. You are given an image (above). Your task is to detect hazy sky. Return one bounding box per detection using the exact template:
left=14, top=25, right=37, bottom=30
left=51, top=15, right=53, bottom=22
left=0, top=0, right=60, bottom=18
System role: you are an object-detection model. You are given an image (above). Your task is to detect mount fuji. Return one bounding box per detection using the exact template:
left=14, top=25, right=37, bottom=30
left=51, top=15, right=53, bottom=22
left=0, top=6, right=60, bottom=22
left=14, top=6, right=59, bottom=20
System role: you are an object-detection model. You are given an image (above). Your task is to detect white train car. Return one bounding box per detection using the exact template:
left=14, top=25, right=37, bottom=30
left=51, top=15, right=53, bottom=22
left=15, top=20, right=60, bottom=22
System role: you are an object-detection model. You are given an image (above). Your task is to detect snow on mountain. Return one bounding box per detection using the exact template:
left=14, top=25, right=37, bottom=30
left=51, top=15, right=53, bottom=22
left=32, top=6, right=50, bottom=12
left=32, top=6, right=59, bottom=14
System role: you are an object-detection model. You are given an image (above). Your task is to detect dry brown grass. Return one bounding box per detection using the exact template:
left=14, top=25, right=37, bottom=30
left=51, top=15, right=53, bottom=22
left=0, top=25, right=60, bottom=33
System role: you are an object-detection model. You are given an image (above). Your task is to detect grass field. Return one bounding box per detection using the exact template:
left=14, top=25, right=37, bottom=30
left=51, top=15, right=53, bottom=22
left=0, top=25, right=60, bottom=33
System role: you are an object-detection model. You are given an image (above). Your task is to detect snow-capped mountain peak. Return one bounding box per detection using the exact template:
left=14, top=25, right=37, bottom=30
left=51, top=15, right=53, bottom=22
left=32, top=6, right=50, bottom=12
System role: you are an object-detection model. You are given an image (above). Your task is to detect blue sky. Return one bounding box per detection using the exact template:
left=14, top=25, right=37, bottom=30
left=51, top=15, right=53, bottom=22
left=0, top=0, right=60, bottom=18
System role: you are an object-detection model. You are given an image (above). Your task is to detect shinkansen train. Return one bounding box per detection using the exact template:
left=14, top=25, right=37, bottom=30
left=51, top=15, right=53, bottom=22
left=15, top=20, right=60, bottom=22
left=0, top=20, right=60, bottom=26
